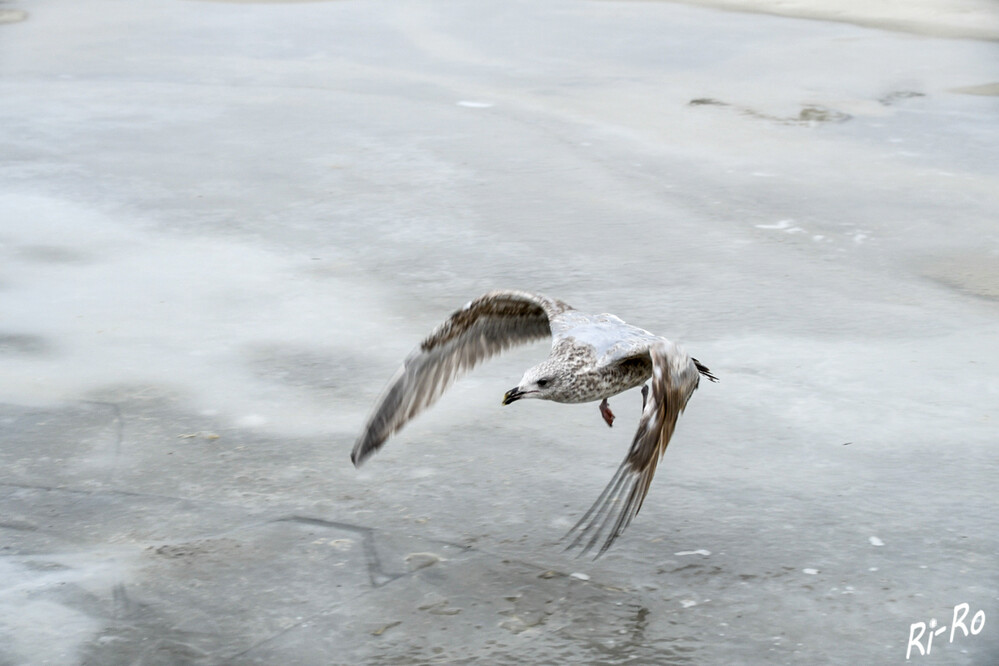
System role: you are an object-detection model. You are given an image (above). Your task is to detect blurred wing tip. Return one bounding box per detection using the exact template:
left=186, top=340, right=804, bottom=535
left=350, top=431, right=382, bottom=468
left=561, top=465, right=638, bottom=558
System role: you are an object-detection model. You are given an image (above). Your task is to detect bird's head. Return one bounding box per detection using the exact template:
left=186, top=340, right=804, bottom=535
left=503, top=362, right=561, bottom=405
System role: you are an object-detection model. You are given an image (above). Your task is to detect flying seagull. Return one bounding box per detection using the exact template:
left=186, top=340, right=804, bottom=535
left=350, top=290, right=716, bottom=556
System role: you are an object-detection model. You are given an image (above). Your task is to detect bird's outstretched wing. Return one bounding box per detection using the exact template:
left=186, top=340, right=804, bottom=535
left=565, top=341, right=704, bottom=557
left=351, top=290, right=572, bottom=467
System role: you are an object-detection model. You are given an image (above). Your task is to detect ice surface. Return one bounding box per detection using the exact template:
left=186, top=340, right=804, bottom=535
left=1, top=0, right=998, bottom=663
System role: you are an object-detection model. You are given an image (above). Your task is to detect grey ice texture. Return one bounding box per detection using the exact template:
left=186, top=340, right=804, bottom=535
left=1, top=0, right=998, bottom=664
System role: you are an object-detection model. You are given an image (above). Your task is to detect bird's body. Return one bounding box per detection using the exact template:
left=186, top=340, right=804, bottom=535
left=350, top=290, right=716, bottom=556
left=532, top=313, right=658, bottom=404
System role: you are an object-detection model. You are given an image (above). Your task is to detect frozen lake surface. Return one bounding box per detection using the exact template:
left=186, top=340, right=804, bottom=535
left=1, top=0, right=998, bottom=663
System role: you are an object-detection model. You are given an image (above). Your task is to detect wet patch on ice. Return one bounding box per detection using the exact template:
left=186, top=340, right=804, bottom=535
left=878, top=90, right=925, bottom=106
left=921, top=251, right=999, bottom=301
left=0, top=9, right=27, bottom=25
left=950, top=82, right=999, bottom=96
left=0, top=333, right=50, bottom=356
left=0, top=401, right=122, bottom=489
left=689, top=98, right=851, bottom=125
left=14, top=245, right=92, bottom=265
left=244, top=343, right=375, bottom=396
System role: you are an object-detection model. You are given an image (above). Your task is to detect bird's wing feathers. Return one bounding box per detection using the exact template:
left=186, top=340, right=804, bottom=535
left=565, top=341, right=702, bottom=557
left=350, top=290, right=571, bottom=466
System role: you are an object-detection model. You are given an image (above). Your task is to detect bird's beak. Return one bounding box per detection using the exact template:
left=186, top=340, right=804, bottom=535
left=502, top=387, right=524, bottom=405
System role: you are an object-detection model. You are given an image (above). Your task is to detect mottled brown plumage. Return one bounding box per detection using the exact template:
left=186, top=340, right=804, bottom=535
left=350, top=290, right=716, bottom=556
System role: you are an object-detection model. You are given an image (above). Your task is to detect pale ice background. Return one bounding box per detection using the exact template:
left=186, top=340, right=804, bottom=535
left=1, top=0, right=998, bottom=664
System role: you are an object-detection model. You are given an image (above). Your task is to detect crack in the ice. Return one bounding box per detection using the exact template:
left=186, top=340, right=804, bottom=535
left=274, top=515, right=406, bottom=588
left=224, top=515, right=477, bottom=661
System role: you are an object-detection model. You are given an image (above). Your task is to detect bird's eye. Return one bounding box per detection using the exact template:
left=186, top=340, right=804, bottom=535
left=537, top=378, right=549, bottom=388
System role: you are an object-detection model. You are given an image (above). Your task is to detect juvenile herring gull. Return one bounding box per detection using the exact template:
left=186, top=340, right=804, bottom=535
left=350, top=290, right=717, bottom=556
